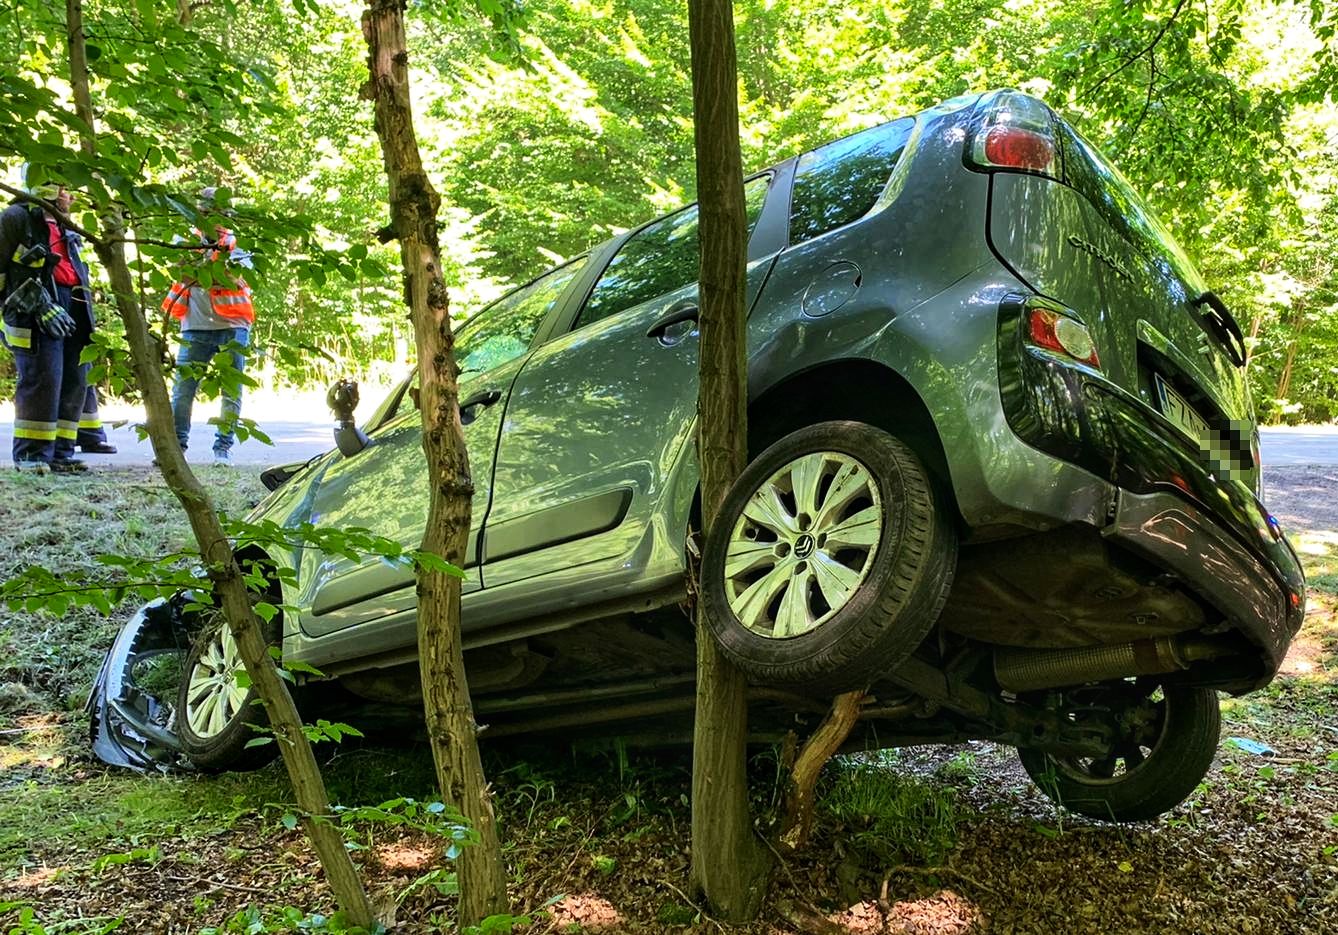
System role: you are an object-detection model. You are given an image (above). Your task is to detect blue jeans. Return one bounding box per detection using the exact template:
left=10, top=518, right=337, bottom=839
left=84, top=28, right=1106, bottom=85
left=170, top=327, right=250, bottom=453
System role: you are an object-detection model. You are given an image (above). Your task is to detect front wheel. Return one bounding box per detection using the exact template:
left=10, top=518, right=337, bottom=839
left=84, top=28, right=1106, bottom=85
left=176, top=614, right=279, bottom=772
left=700, top=421, right=957, bottom=692
left=1019, top=681, right=1221, bottom=822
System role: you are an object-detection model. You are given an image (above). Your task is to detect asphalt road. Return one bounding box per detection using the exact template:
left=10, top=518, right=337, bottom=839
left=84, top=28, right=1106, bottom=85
left=1257, top=426, right=1338, bottom=466
left=1, top=407, right=1337, bottom=469
left=0, top=390, right=336, bottom=468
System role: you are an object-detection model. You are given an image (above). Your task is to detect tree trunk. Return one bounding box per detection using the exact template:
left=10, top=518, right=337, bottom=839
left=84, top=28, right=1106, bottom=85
left=359, top=0, right=508, bottom=925
left=777, top=690, right=866, bottom=852
left=686, top=0, right=770, bottom=920
left=1275, top=301, right=1305, bottom=404
left=64, top=0, right=375, bottom=925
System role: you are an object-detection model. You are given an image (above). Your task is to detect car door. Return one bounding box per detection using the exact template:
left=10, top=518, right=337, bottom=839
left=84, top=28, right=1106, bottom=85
left=479, top=175, right=778, bottom=593
left=295, top=258, right=588, bottom=639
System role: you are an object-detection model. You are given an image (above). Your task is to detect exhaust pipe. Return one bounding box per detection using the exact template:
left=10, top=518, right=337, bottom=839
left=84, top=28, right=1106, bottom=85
left=994, top=636, right=1237, bottom=693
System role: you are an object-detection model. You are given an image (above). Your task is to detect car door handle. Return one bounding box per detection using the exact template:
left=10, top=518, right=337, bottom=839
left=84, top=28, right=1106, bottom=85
left=645, top=301, right=700, bottom=339
left=459, top=389, right=502, bottom=411
left=459, top=389, right=502, bottom=426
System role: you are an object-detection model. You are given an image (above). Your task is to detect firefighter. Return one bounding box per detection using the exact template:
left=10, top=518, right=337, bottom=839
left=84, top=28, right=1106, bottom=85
left=0, top=181, right=95, bottom=473
left=163, top=188, right=255, bottom=466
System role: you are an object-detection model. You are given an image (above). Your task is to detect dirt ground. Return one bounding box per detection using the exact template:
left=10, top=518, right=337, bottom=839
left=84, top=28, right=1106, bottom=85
left=1, top=466, right=1335, bottom=934
left=1263, top=465, right=1338, bottom=537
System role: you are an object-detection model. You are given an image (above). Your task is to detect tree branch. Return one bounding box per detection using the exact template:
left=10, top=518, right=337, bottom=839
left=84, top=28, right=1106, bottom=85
left=0, top=181, right=217, bottom=250
left=1082, top=0, right=1191, bottom=100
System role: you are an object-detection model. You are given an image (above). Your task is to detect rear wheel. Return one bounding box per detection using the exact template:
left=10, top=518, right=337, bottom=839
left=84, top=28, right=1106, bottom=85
left=1019, top=680, right=1220, bottom=822
left=176, top=614, right=279, bottom=771
left=700, top=421, right=956, bottom=692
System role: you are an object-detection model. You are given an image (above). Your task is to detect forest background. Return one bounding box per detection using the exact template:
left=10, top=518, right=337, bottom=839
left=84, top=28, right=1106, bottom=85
left=2, top=0, right=1336, bottom=423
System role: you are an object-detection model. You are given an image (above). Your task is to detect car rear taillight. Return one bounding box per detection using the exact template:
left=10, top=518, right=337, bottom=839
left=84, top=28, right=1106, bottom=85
left=969, top=91, right=1059, bottom=178
left=1027, top=307, right=1100, bottom=369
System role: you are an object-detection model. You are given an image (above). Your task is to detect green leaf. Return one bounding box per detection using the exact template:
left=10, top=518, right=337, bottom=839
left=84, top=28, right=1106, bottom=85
left=283, top=659, right=326, bottom=678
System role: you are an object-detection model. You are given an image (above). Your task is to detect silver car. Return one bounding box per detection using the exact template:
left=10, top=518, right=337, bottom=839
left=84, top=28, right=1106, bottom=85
left=92, top=90, right=1304, bottom=821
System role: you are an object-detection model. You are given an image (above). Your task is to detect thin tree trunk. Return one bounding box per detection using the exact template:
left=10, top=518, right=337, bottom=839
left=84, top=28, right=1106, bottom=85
left=1275, top=301, right=1305, bottom=403
left=64, top=0, right=374, bottom=925
left=360, top=0, right=507, bottom=925
left=778, top=690, right=866, bottom=851
left=686, top=0, right=770, bottom=920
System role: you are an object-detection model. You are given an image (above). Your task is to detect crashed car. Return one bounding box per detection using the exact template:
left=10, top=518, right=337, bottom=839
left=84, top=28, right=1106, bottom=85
left=92, top=90, right=1304, bottom=821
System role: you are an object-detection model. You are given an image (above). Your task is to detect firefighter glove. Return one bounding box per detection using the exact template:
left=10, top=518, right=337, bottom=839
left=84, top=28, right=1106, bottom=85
left=37, top=302, right=77, bottom=338
left=3, top=278, right=47, bottom=321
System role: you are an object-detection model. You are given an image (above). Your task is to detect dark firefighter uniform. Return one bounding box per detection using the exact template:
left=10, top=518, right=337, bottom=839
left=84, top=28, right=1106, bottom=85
left=0, top=200, right=97, bottom=471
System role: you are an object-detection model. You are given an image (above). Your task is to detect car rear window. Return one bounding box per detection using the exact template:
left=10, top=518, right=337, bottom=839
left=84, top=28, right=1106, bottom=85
left=788, top=117, right=915, bottom=244
left=1057, top=122, right=1202, bottom=290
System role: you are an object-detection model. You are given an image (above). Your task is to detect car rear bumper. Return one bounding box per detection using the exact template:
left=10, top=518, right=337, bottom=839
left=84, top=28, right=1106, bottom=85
left=997, top=324, right=1305, bottom=688
left=1103, top=486, right=1302, bottom=682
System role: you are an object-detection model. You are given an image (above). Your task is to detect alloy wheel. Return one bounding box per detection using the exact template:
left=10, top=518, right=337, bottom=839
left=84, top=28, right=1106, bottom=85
left=183, top=624, right=248, bottom=740
left=722, top=450, right=883, bottom=639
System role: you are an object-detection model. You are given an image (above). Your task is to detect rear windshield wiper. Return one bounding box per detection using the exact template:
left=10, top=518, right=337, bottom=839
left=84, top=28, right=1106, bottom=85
left=1190, top=291, right=1247, bottom=368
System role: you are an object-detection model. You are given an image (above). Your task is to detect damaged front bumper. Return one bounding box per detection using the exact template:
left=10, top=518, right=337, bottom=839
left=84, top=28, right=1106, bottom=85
left=86, top=597, right=194, bottom=771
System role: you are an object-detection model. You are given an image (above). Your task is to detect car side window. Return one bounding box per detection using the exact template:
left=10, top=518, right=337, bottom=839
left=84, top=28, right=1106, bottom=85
left=573, top=175, right=772, bottom=331
left=788, top=117, right=915, bottom=244
left=455, top=257, right=587, bottom=374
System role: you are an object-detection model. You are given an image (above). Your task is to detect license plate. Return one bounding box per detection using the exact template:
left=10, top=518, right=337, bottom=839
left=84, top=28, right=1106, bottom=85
left=1155, top=376, right=1209, bottom=442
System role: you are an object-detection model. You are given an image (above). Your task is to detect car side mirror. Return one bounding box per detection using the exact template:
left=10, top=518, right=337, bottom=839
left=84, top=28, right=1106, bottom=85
left=260, top=461, right=305, bottom=491
left=327, top=378, right=371, bottom=457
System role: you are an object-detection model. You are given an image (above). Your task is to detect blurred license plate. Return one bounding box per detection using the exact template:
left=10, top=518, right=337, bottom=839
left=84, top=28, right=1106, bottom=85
left=1155, top=376, right=1209, bottom=441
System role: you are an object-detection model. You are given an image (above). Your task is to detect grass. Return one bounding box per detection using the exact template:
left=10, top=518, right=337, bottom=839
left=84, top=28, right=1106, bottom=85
left=819, top=752, right=961, bottom=867
left=0, top=745, right=443, bottom=868
left=0, top=466, right=288, bottom=867
left=0, top=468, right=266, bottom=720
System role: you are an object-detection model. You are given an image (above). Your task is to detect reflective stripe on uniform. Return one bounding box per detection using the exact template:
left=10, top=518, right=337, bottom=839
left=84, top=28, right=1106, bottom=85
left=2, top=322, right=32, bottom=349
left=57, top=420, right=79, bottom=440
left=78, top=417, right=102, bottom=429
left=162, top=282, right=192, bottom=319
left=11, top=244, right=44, bottom=267
left=14, top=420, right=57, bottom=440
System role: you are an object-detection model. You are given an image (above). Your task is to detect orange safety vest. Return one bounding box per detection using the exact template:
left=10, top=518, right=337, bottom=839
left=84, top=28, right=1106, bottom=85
left=162, top=227, right=255, bottom=325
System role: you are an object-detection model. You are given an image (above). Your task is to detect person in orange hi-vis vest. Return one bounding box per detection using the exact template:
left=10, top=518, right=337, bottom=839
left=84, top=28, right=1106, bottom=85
left=162, top=187, right=255, bottom=467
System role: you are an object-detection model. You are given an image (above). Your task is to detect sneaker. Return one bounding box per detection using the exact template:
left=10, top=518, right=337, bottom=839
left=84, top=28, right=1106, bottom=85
left=79, top=442, right=118, bottom=454
left=52, top=458, right=89, bottom=473
left=14, top=461, right=51, bottom=475
left=212, top=449, right=232, bottom=467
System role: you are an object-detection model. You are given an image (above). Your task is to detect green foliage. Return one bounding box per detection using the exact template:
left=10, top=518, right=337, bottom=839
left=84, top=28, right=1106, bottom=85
left=4, top=0, right=1337, bottom=412
left=331, top=797, right=475, bottom=859
left=656, top=902, right=698, bottom=926
left=200, top=906, right=383, bottom=935
left=0, top=903, right=123, bottom=935
left=89, top=844, right=162, bottom=874
left=1, top=506, right=464, bottom=631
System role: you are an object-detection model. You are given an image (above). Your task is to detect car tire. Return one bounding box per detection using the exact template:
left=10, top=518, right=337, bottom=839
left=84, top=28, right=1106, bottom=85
left=1018, top=681, right=1220, bottom=822
left=176, top=613, right=280, bottom=772
left=700, top=420, right=957, bottom=691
